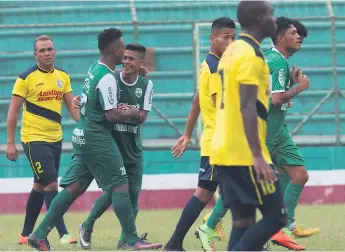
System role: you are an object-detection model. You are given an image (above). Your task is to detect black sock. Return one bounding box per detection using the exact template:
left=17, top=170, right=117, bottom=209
left=44, top=191, right=68, bottom=238
left=21, top=189, right=44, bottom=236
left=166, top=195, right=206, bottom=248
left=228, top=227, right=248, bottom=250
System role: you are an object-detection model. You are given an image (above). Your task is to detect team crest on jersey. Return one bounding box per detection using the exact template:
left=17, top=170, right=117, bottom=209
left=57, top=80, right=63, bottom=88
left=135, top=88, right=142, bottom=98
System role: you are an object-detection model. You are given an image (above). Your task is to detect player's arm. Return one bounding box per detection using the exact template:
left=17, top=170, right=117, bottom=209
left=97, top=74, right=139, bottom=123
left=137, top=80, right=154, bottom=124
left=6, top=77, right=27, bottom=161
left=271, top=61, right=309, bottom=106
left=64, top=92, right=80, bottom=122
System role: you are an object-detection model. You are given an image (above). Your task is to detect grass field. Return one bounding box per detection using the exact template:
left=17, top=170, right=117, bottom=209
left=1, top=204, right=345, bottom=251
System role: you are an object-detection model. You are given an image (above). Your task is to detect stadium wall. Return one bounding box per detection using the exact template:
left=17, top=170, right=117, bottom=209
left=1, top=147, right=345, bottom=214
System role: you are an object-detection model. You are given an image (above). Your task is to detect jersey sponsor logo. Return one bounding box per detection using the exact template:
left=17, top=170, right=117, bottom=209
left=278, top=69, right=285, bottom=87
left=114, top=124, right=138, bottom=133
left=36, top=82, right=44, bottom=87
left=120, top=166, right=126, bottom=176
left=37, top=90, right=64, bottom=101
left=57, top=80, right=63, bottom=89
left=72, top=128, right=85, bottom=145
left=148, top=89, right=153, bottom=104
left=135, top=88, right=142, bottom=98
left=107, top=87, right=115, bottom=105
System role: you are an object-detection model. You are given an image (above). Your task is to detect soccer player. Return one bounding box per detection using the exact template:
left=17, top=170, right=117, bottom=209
left=266, top=17, right=319, bottom=250
left=210, top=1, right=288, bottom=251
left=165, top=17, right=236, bottom=251
left=6, top=35, right=78, bottom=245
left=27, top=28, right=160, bottom=251
left=77, top=43, right=158, bottom=250
left=291, top=19, right=308, bottom=45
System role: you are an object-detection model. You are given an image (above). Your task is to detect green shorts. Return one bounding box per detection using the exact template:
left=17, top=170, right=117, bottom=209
left=267, top=135, right=305, bottom=169
left=60, top=152, right=128, bottom=191
left=125, top=162, right=143, bottom=193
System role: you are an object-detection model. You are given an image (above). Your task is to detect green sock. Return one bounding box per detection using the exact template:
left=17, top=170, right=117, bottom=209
left=112, top=191, right=139, bottom=245
left=120, top=191, right=140, bottom=242
left=83, top=191, right=112, bottom=232
left=35, top=189, right=76, bottom=239
left=207, top=195, right=227, bottom=229
left=284, top=183, right=304, bottom=227
left=279, top=173, right=291, bottom=194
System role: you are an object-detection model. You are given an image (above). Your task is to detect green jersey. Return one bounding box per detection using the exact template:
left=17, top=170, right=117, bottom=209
left=113, top=72, right=153, bottom=164
left=72, top=61, right=120, bottom=155
left=265, top=48, right=291, bottom=143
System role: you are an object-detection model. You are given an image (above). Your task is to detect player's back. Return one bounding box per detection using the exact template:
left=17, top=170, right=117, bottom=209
left=199, top=53, right=221, bottom=157
left=210, top=34, right=272, bottom=166
left=78, top=61, right=119, bottom=155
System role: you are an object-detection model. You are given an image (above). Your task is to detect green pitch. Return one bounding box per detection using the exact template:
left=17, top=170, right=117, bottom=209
left=1, top=204, right=345, bottom=251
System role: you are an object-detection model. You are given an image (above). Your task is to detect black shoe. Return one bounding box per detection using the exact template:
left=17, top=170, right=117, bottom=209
left=79, top=223, right=92, bottom=250
left=28, top=233, right=50, bottom=251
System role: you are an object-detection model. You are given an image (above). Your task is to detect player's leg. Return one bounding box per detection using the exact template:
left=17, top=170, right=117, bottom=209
left=165, top=157, right=216, bottom=251
left=276, top=136, right=320, bottom=237
left=83, top=152, right=161, bottom=250
left=28, top=154, right=93, bottom=251
left=217, top=165, right=288, bottom=251
left=19, top=141, right=45, bottom=244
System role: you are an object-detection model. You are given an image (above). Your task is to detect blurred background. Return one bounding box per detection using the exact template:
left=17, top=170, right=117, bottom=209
left=0, top=0, right=344, bottom=214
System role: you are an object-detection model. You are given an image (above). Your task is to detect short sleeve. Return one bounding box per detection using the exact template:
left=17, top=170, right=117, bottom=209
left=12, top=77, right=28, bottom=98
left=64, top=74, right=73, bottom=94
left=96, top=73, right=118, bottom=111
left=269, top=59, right=288, bottom=93
left=209, top=73, right=221, bottom=96
left=236, top=54, right=263, bottom=86
left=143, top=80, right=153, bottom=111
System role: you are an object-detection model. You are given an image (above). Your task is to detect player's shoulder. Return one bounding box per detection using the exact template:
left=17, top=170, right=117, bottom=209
left=137, top=76, right=153, bottom=88
left=18, top=65, right=38, bottom=80
left=235, top=35, right=265, bottom=60
left=205, top=53, right=219, bottom=74
left=54, top=66, right=69, bottom=76
left=265, top=49, right=286, bottom=64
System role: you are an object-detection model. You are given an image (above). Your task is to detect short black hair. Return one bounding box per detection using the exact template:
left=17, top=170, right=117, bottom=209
left=211, top=17, right=236, bottom=33
left=237, top=1, right=269, bottom=28
left=291, top=19, right=308, bottom=38
left=125, top=43, right=146, bottom=60
left=271, top=16, right=294, bottom=44
left=98, top=28, right=123, bottom=51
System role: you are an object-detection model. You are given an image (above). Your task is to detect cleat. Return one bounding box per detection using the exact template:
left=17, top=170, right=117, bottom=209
left=202, top=212, right=225, bottom=241
left=79, top=224, right=92, bottom=249
left=19, top=235, right=28, bottom=245
left=27, top=233, right=51, bottom=251
left=60, top=233, right=77, bottom=245
left=117, top=240, right=127, bottom=249
left=291, top=224, right=320, bottom=238
left=271, top=229, right=305, bottom=251
left=195, top=226, right=215, bottom=252
left=125, top=233, right=162, bottom=250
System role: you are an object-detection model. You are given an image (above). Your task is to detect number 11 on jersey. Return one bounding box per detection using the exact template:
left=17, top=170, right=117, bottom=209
left=218, top=69, right=225, bottom=109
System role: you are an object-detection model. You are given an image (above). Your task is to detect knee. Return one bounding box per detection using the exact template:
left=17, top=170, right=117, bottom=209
left=33, top=183, right=44, bottom=192
left=112, top=184, right=129, bottom=193
left=66, top=181, right=87, bottom=197
left=231, top=203, right=256, bottom=228
left=289, top=166, right=309, bottom=185
left=194, top=186, right=215, bottom=203
left=43, top=182, right=58, bottom=191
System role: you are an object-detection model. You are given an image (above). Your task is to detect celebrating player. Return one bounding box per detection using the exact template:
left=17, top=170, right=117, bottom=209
left=78, top=43, right=158, bottom=250
left=6, top=35, right=78, bottom=245
left=164, top=17, right=236, bottom=252
left=210, top=1, right=288, bottom=251
left=27, top=28, right=160, bottom=251
left=266, top=17, right=319, bottom=250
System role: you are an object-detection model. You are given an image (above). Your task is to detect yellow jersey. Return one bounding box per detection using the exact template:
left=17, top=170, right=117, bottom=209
left=12, top=64, right=72, bottom=143
left=210, top=34, right=272, bottom=166
left=199, top=52, right=221, bottom=156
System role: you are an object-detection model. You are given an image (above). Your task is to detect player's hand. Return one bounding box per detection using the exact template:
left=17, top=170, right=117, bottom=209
left=171, top=135, right=190, bottom=159
left=253, top=156, right=277, bottom=183
left=297, top=73, right=310, bottom=92
left=129, top=106, right=140, bottom=117
left=290, top=65, right=302, bottom=84
left=72, top=95, right=81, bottom=109
left=6, top=143, right=18, bottom=162
left=118, top=104, right=130, bottom=110
left=139, top=66, right=149, bottom=78
left=287, top=100, right=293, bottom=108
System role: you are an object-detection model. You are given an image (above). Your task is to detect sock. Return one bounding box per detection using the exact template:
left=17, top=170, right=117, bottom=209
left=166, top=195, right=206, bottom=248
left=279, top=173, right=291, bottom=194
left=206, top=195, right=227, bottom=229
left=35, top=189, right=76, bottom=239
left=83, top=191, right=112, bottom=232
left=284, top=183, right=304, bottom=226
left=228, top=227, right=248, bottom=250
left=44, top=191, right=69, bottom=238
left=21, top=189, right=45, bottom=236
left=111, top=191, right=139, bottom=245
left=120, top=190, right=140, bottom=242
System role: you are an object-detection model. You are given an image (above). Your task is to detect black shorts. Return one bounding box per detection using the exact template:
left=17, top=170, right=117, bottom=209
left=22, top=141, right=62, bottom=187
left=215, top=165, right=283, bottom=208
left=198, top=156, right=216, bottom=181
